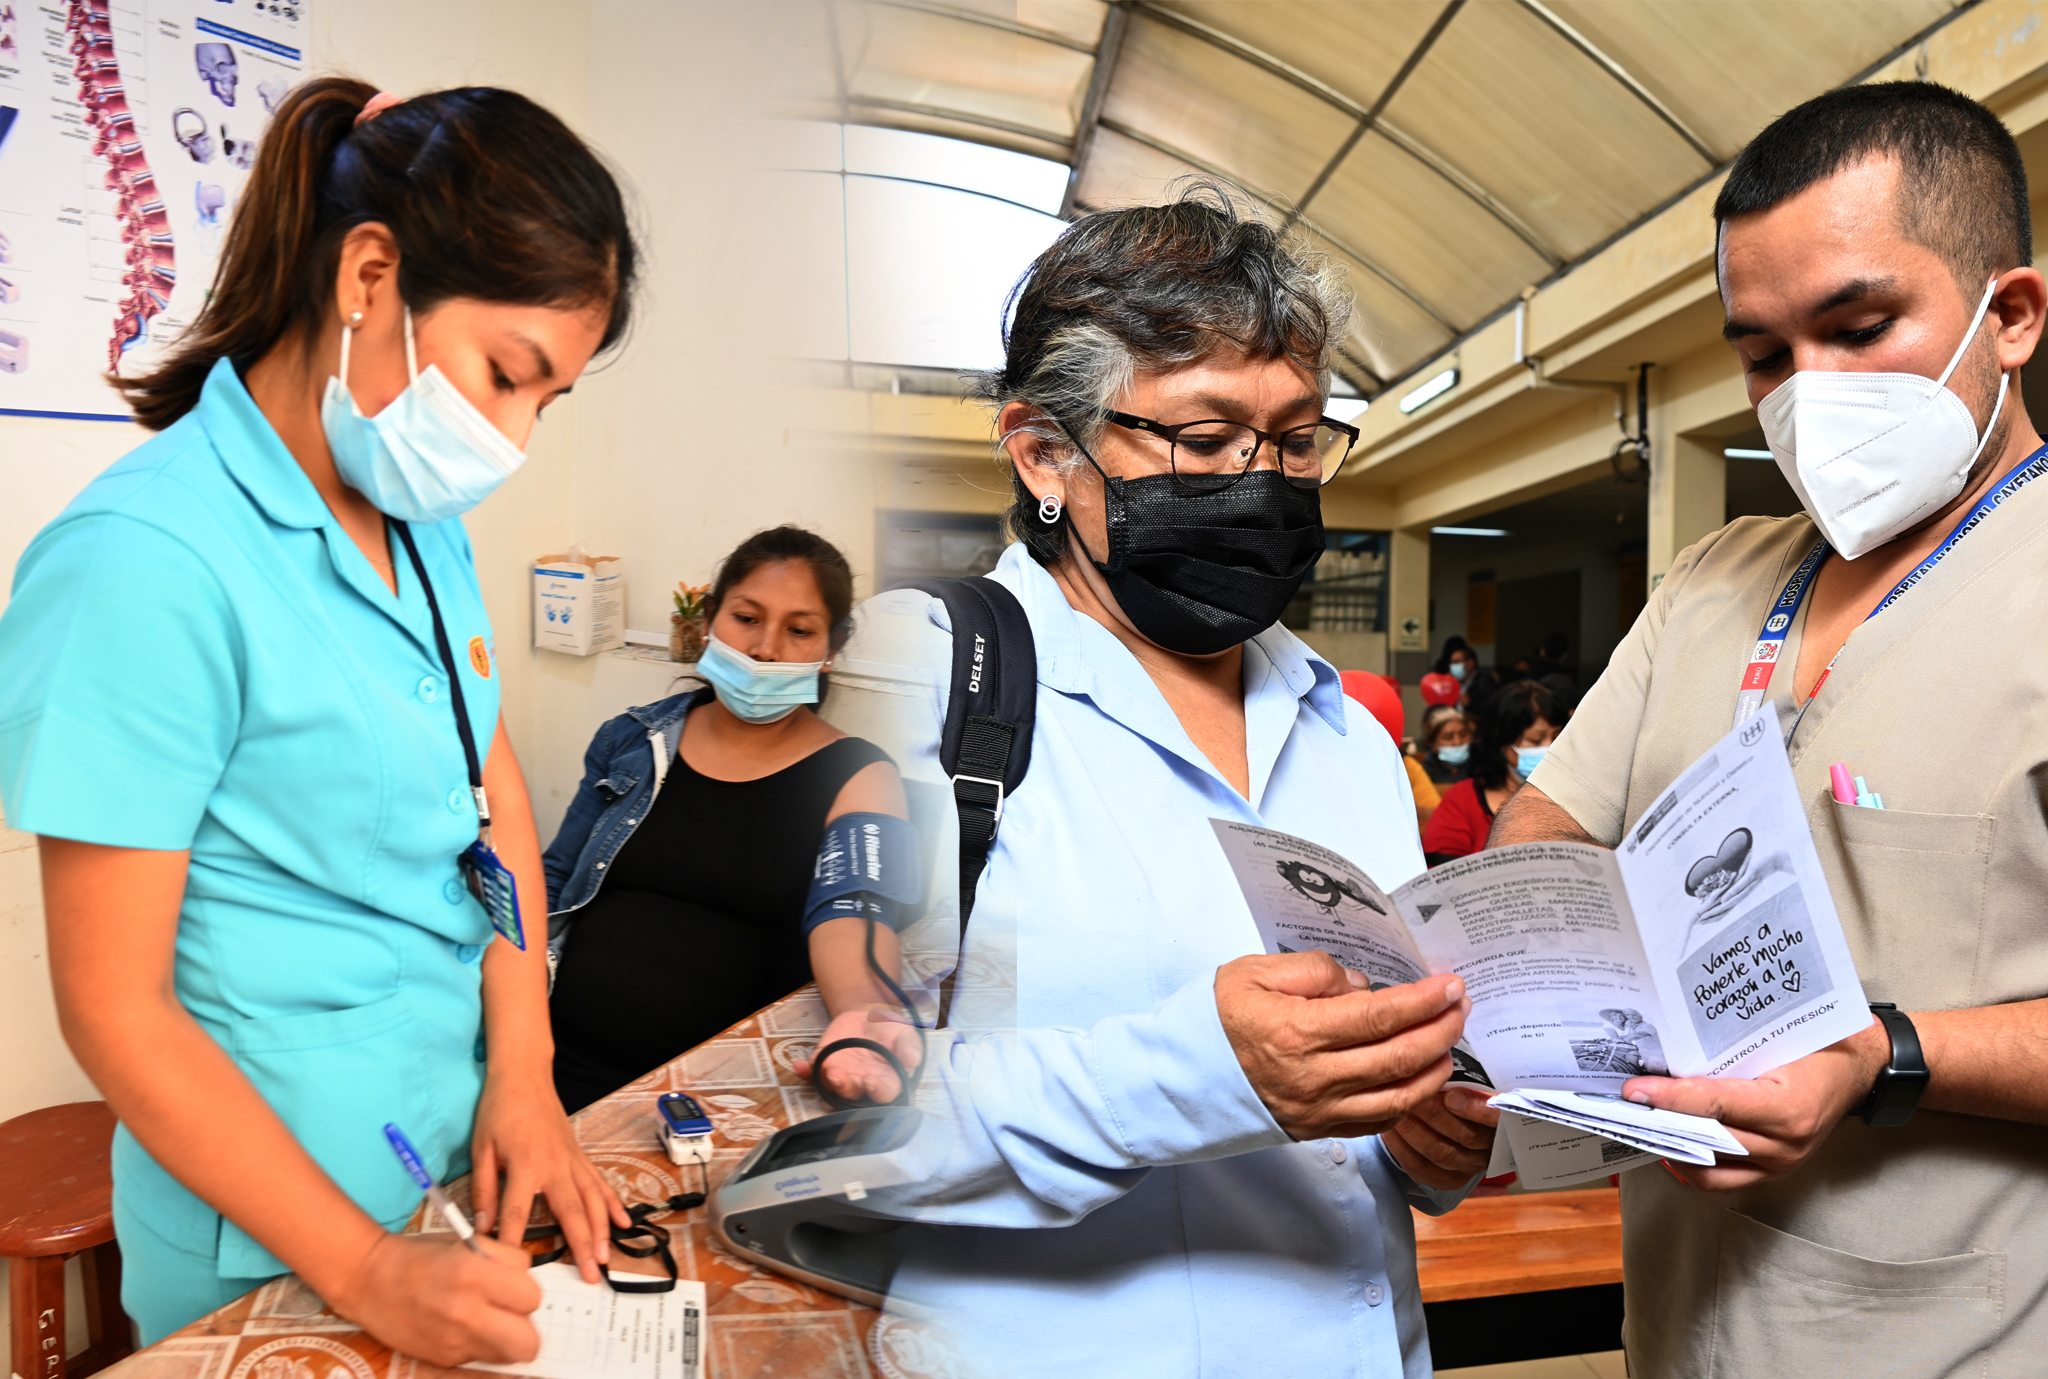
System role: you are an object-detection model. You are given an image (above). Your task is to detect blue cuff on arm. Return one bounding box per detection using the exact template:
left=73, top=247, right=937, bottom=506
left=801, top=811, right=923, bottom=938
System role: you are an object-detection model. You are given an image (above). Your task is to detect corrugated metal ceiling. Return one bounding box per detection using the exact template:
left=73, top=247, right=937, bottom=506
left=797, top=0, right=1969, bottom=394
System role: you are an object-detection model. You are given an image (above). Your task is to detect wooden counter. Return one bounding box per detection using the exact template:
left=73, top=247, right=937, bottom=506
left=1414, top=1185, right=1623, bottom=1303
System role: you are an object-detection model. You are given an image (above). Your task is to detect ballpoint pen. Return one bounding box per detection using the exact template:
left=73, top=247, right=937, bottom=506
left=384, top=1122, right=486, bottom=1255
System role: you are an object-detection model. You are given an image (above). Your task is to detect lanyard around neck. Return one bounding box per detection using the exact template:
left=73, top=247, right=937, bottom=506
left=1734, top=440, right=2048, bottom=731
left=392, top=522, right=492, bottom=837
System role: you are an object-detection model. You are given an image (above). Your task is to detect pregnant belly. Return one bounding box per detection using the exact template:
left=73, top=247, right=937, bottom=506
left=550, top=889, right=804, bottom=1079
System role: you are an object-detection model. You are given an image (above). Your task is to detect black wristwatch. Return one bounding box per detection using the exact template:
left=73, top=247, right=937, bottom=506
left=1853, top=1003, right=1929, bottom=1127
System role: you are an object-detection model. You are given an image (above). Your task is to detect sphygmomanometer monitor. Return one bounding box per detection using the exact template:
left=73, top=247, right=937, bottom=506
left=709, top=1106, right=925, bottom=1308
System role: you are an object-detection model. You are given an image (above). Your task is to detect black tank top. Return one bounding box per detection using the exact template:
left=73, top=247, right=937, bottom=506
left=549, top=696, right=892, bottom=1111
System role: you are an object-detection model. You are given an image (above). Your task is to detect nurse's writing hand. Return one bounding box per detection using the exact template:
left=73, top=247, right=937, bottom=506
left=1217, top=954, right=1468, bottom=1140
left=471, top=1076, right=629, bottom=1286
left=332, top=1231, right=540, bottom=1367
left=1380, top=1085, right=1500, bottom=1189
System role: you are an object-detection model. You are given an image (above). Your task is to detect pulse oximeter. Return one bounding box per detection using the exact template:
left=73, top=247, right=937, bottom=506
left=657, top=1092, right=715, bottom=1167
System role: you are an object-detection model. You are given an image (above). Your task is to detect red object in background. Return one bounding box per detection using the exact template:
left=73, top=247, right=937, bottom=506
left=1339, top=669, right=1404, bottom=744
left=1419, top=672, right=1462, bottom=706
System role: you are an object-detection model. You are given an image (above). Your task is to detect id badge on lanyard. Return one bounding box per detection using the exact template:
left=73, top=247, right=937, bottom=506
left=394, top=523, right=526, bottom=950
left=1734, top=442, right=2048, bottom=733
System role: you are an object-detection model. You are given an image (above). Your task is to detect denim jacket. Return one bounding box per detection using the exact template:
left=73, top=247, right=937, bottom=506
left=541, top=689, right=705, bottom=953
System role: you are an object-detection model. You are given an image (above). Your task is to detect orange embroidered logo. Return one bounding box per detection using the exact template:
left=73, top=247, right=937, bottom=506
left=468, top=636, right=492, bottom=678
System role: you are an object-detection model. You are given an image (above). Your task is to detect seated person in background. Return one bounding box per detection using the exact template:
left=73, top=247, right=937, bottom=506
left=1436, top=636, right=1500, bottom=712
left=543, top=526, right=911, bottom=1113
left=1532, top=631, right=1581, bottom=709
left=1417, top=704, right=1473, bottom=786
left=1420, top=680, right=1564, bottom=866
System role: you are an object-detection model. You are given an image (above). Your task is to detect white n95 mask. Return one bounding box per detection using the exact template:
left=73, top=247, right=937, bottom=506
left=322, top=306, right=527, bottom=524
left=1757, top=278, right=2008, bottom=560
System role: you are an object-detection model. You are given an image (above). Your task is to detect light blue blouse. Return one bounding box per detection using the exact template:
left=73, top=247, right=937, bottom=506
left=851, top=544, right=1471, bottom=1379
left=0, top=358, right=498, bottom=1279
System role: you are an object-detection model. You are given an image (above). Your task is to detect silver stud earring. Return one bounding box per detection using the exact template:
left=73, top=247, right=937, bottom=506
left=1038, top=492, right=1063, bottom=524
left=347, top=311, right=363, bottom=328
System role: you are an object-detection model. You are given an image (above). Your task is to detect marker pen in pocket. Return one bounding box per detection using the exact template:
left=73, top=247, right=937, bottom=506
left=1831, top=763, right=1857, bottom=805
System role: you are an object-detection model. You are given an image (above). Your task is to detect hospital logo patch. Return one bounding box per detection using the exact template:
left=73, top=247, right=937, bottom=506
left=1766, top=613, right=1791, bottom=633
left=468, top=636, right=492, bottom=678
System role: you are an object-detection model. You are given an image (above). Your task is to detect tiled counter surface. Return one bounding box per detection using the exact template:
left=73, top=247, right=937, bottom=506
left=95, top=986, right=940, bottom=1379
left=95, top=988, right=1624, bottom=1379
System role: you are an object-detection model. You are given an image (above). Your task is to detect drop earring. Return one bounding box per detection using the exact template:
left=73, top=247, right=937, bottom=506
left=1038, top=492, right=1063, bottom=524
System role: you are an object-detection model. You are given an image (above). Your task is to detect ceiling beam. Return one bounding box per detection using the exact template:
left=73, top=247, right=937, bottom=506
left=847, top=96, right=1074, bottom=150
left=866, top=0, right=1098, bottom=54
left=1097, top=118, right=1461, bottom=337
left=1129, top=1, right=1559, bottom=272
left=1289, top=0, right=1463, bottom=227
left=820, top=0, right=852, bottom=124
left=1335, top=345, right=1387, bottom=398
left=1517, top=0, right=1719, bottom=164
left=1062, top=1, right=1131, bottom=219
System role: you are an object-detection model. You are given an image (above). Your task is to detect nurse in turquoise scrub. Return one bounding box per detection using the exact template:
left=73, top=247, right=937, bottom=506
left=0, top=80, right=637, bottom=1365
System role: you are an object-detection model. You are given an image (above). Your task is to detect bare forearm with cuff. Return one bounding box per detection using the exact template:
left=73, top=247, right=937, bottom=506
left=808, top=916, right=906, bottom=1017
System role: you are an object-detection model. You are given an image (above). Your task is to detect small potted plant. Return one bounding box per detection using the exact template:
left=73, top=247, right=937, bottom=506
left=670, top=582, right=709, bottom=663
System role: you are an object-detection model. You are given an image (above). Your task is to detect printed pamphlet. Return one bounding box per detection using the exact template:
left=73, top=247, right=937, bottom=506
left=1211, top=712, right=1870, bottom=1185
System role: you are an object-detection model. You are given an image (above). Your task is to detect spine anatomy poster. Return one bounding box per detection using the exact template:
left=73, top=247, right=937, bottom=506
left=0, top=0, right=302, bottom=418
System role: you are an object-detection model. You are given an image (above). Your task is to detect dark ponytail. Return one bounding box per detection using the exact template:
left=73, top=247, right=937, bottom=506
left=119, top=77, right=638, bottom=430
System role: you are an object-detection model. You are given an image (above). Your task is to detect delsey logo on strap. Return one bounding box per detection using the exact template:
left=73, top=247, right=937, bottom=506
left=968, top=633, right=987, bottom=693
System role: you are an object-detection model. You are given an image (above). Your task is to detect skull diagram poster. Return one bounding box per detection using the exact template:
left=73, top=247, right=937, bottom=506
left=0, top=0, right=303, bottom=418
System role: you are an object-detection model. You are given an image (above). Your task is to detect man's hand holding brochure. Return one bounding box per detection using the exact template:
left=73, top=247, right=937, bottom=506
left=1212, top=711, right=1872, bottom=1187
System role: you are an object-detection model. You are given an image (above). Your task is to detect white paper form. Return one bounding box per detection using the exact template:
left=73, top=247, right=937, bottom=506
left=467, top=1263, right=704, bottom=1379
left=1617, top=712, right=1871, bottom=1080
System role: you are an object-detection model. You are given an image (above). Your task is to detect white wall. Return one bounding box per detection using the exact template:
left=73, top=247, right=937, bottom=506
left=0, top=1, right=844, bottom=1126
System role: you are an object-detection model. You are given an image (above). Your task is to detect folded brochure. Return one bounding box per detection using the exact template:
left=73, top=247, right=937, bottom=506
left=1212, top=712, right=1868, bottom=1186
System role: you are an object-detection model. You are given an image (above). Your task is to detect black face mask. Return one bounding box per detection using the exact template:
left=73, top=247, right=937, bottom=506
left=1067, top=437, right=1325, bottom=655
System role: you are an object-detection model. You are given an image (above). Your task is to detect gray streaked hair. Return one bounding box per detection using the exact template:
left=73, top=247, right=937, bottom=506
left=974, top=182, right=1353, bottom=565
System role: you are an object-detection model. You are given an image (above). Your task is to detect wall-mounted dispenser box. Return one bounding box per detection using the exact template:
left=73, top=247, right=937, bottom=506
left=533, top=552, right=624, bottom=656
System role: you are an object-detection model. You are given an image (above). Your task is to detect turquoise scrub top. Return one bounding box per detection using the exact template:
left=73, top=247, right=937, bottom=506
left=0, top=357, right=499, bottom=1279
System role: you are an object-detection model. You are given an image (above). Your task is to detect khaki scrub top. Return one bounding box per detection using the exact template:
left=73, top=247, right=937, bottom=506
left=1532, top=502, right=2048, bottom=1379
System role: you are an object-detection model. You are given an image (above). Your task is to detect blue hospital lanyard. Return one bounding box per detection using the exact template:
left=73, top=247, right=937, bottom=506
left=1734, top=441, right=2048, bottom=731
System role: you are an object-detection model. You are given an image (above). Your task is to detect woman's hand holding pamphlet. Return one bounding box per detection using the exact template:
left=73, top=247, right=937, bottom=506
left=1212, top=710, right=1871, bottom=1187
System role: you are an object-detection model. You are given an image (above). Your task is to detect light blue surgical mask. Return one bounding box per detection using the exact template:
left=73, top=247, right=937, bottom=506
left=322, top=307, right=527, bottom=524
left=1513, top=743, right=1550, bottom=779
left=698, top=632, right=823, bottom=724
left=1435, top=742, right=1471, bottom=766
left=1449, top=661, right=1469, bottom=682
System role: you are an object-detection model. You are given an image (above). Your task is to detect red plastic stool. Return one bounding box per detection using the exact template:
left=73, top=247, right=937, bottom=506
left=2, top=1102, right=131, bottom=1379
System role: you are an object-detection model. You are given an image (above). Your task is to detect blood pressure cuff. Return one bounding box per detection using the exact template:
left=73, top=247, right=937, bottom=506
left=801, top=812, right=923, bottom=938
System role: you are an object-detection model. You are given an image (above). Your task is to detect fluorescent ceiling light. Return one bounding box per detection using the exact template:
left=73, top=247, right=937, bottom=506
left=1399, top=368, right=1459, bottom=414
left=1724, top=447, right=1774, bottom=460
left=1432, top=526, right=1510, bottom=537
left=1325, top=397, right=1370, bottom=424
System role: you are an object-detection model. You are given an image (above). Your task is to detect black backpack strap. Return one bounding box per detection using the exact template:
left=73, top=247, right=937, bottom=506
left=900, top=577, right=1035, bottom=930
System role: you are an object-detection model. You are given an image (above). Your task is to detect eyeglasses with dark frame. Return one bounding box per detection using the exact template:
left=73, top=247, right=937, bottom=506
left=1097, top=408, right=1360, bottom=491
